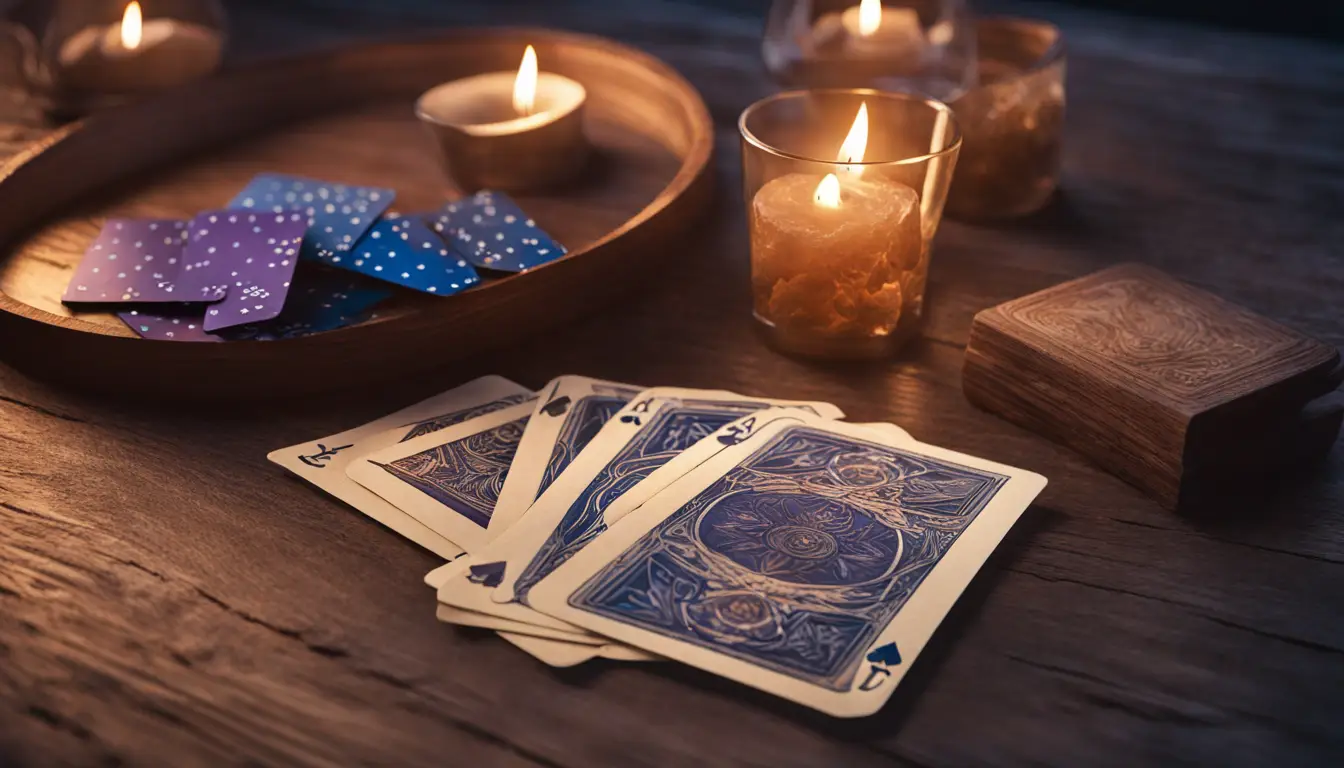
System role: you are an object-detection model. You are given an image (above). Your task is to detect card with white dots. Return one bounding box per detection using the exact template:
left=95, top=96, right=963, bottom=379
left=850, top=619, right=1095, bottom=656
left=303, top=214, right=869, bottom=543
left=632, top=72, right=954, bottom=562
left=228, top=173, right=394, bottom=264
left=120, top=271, right=391, bottom=342
left=119, top=305, right=220, bottom=342
left=345, top=215, right=480, bottom=295
left=62, top=219, right=191, bottom=304
left=188, top=209, right=308, bottom=332
left=431, top=191, right=566, bottom=273
left=224, top=273, right=392, bottom=341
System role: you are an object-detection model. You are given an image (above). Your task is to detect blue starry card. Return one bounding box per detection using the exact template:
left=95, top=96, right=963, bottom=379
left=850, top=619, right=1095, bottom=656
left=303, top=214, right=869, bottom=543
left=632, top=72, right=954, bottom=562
left=228, top=173, right=394, bottom=265
left=430, top=191, right=566, bottom=273
left=527, top=412, right=1046, bottom=718
left=343, top=215, right=480, bottom=295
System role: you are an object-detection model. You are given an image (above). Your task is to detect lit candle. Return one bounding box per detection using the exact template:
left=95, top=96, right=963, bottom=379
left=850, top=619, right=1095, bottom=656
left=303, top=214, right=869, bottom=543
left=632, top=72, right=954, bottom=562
left=840, top=0, right=924, bottom=60
left=416, top=45, right=589, bottom=192
left=58, top=2, right=223, bottom=94
left=750, top=104, right=923, bottom=344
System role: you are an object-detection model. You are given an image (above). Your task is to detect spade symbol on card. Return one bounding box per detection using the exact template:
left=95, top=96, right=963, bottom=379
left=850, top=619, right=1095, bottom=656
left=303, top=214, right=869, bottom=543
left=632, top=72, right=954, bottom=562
left=541, top=396, right=571, bottom=417
left=620, top=414, right=642, bottom=426
left=467, top=561, right=507, bottom=587
left=858, top=642, right=901, bottom=691
left=717, top=417, right=757, bottom=446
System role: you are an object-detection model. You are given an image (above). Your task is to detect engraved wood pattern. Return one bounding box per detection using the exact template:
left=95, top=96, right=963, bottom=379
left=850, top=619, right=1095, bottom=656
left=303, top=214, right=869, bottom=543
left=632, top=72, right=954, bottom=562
left=964, top=263, right=1341, bottom=510
left=0, top=28, right=715, bottom=400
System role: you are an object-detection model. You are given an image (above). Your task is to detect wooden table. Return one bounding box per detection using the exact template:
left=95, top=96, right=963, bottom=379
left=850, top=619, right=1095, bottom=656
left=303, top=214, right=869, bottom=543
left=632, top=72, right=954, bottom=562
left=2, top=1, right=1342, bottom=764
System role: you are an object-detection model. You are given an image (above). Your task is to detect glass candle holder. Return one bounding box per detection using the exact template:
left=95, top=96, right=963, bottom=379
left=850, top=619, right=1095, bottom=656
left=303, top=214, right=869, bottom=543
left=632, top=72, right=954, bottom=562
left=740, top=89, right=961, bottom=359
left=945, top=17, right=1064, bottom=221
left=0, top=0, right=227, bottom=117
left=762, top=0, right=977, bottom=102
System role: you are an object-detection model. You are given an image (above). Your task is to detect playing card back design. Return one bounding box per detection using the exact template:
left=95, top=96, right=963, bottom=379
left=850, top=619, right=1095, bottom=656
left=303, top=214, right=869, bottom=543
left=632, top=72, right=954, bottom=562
left=568, top=426, right=1008, bottom=691
left=399, top=393, right=534, bottom=443
left=375, top=416, right=528, bottom=528
left=536, top=393, right=635, bottom=498
left=512, top=400, right=770, bottom=604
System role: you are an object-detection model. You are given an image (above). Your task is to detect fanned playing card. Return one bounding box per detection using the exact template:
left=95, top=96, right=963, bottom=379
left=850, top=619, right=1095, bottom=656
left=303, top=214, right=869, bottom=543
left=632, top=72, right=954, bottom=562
left=62, top=219, right=189, bottom=304
left=439, top=391, right=846, bottom=638
left=430, top=191, right=566, bottom=273
left=346, top=399, right=537, bottom=553
left=268, top=376, right=531, bottom=559
left=229, top=173, right=394, bottom=264
left=529, top=412, right=1045, bottom=716
left=488, top=375, right=643, bottom=535
left=343, top=214, right=480, bottom=295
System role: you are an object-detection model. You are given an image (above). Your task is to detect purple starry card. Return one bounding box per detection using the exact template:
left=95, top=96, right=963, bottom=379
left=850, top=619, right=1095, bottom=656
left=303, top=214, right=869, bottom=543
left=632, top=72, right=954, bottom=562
left=119, top=305, right=220, bottom=342
left=429, top=191, right=567, bottom=273
left=344, top=215, right=480, bottom=295
left=181, top=209, right=307, bottom=331
left=62, top=219, right=189, bottom=304
left=228, top=173, right=394, bottom=265
left=119, top=271, right=392, bottom=342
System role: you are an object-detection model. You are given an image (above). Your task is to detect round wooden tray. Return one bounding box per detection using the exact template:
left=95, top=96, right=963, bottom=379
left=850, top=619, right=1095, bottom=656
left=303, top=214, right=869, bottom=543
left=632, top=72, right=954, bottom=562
left=0, top=28, right=714, bottom=400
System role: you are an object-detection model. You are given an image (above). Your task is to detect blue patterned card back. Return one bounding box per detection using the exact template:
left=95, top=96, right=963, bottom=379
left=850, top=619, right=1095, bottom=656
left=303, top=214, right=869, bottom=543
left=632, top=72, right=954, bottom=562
left=512, top=399, right=769, bottom=604
left=399, top=393, right=533, bottom=443
left=430, top=191, right=566, bottom=273
left=375, top=415, right=529, bottom=529
left=228, top=173, right=394, bottom=264
left=568, top=426, right=1010, bottom=691
left=344, top=215, right=480, bottom=295
left=537, top=394, right=631, bottom=499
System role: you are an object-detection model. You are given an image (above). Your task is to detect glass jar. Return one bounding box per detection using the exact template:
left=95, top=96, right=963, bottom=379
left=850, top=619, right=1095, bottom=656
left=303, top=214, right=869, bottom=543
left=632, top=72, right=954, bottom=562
left=740, top=89, right=962, bottom=359
left=945, top=17, right=1064, bottom=221
left=0, top=0, right=227, bottom=117
left=761, top=0, right=977, bottom=102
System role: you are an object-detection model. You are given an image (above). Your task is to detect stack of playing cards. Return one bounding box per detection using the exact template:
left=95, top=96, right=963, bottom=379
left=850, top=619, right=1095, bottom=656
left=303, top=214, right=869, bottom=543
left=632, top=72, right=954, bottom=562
left=63, top=175, right=566, bottom=342
left=270, top=375, right=1047, bottom=718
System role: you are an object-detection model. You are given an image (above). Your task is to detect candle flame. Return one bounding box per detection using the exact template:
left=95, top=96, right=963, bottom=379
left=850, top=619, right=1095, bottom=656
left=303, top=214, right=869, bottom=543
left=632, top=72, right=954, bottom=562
left=858, top=0, right=882, bottom=36
left=814, top=173, right=841, bottom=209
left=837, top=102, right=868, bottom=175
left=121, top=1, right=143, bottom=50
left=513, top=45, right=538, bottom=116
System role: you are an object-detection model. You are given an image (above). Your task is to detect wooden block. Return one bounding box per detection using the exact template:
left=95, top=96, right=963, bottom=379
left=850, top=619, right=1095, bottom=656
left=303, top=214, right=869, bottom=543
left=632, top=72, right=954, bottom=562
left=963, top=263, right=1342, bottom=510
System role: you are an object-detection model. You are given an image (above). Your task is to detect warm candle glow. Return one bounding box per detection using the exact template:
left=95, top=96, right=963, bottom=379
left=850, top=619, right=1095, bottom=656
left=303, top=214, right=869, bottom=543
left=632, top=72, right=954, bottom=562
left=837, top=102, right=869, bottom=176
left=814, top=173, right=841, bottom=208
left=121, top=1, right=143, bottom=50
left=513, top=45, right=538, bottom=116
left=858, top=0, right=882, bottom=36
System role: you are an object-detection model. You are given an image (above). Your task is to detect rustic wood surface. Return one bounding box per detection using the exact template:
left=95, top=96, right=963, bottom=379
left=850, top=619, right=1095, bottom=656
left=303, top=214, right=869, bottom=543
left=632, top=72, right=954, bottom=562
left=2, top=0, right=1342, bottom=765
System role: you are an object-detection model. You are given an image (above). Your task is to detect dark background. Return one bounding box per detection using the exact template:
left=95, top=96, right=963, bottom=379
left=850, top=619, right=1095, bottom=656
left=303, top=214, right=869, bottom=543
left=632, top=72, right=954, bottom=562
left=267, top=0, right=1344, bottom=42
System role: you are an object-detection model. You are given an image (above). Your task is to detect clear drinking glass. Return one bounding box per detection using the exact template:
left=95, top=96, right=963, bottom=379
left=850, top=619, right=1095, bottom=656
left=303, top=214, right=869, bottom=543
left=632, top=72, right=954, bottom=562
left=0, top=0, right=227, bottom=116
left=945, top=17, right=1064, bottom=220
left=740, top=89, right=961, bottom=359
left=761, top=0, right=977, bottom=102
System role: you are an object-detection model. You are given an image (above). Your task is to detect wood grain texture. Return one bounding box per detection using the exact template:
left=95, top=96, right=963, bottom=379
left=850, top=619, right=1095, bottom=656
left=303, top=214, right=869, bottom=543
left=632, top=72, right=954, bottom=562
left=0, top=27, right=714, bottom=400
left=963, top=263, right=1341, bottom=509
left=1, top=0, right=1343, bottom=765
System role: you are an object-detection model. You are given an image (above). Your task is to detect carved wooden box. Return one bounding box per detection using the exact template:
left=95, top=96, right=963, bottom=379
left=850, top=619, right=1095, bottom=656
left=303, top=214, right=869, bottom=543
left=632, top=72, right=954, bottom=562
left=963, top=263, right=1342, bottom=510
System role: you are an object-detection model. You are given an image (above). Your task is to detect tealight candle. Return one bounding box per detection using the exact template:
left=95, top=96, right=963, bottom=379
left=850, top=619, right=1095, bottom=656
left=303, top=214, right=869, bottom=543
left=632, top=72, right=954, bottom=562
left=58, top=2, right=223, bottom=94
left=840, top=0, right=924, bottom=61
left=416, top=45, right=589, bottom=192
left=740, top=90, right=961, bottom=358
